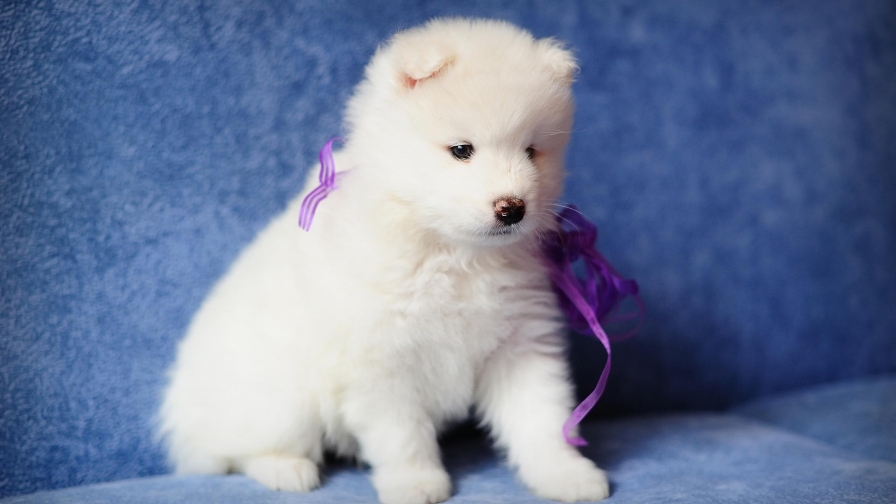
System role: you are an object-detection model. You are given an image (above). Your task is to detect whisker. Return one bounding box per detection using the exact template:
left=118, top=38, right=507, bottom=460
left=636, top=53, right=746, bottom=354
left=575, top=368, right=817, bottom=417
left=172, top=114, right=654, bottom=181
left=531, top=211, right=554, bottom=229
left=541, top=129, right=573, bottom=137
left=555, top=213, right=582, bottom=232
left=549, top=202, right=586, bottom=214
left=549, top=204, right=589, bottom=222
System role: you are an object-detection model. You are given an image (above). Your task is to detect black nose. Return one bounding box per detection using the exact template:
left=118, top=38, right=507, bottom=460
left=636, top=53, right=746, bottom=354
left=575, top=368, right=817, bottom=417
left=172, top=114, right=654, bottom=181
left=494, top=197, right=526, bottom=225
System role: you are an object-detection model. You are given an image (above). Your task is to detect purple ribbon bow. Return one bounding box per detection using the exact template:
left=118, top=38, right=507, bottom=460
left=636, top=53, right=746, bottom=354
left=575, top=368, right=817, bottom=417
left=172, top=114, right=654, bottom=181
left=299, top=140, right=644, bottom=447
left=541, top=205, right=645, bottom=446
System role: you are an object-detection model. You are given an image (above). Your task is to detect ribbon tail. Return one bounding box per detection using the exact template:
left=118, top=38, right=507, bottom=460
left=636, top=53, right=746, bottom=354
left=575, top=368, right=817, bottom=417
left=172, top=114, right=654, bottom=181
left=562, top=358, right=611, bottom=446
left=550, top=268, right=613, bottom=447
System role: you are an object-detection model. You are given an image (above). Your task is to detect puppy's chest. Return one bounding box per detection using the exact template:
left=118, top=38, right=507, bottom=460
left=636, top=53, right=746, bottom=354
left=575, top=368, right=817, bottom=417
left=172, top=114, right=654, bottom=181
left=383, top=257, right=527, bottom=369
left=386, top=260, right=517, bottom=416
left=384, top=255, right=520, bottom=340
left=359, top=252, right=548, bottom=421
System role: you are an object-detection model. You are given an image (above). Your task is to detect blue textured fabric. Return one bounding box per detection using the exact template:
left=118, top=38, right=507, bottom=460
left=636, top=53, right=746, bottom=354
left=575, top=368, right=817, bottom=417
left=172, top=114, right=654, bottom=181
left=4, top=410, right=896, bottom=504
left=734, top=376, right=896, bottom=463
left=2, top=0, right=896, bottom=499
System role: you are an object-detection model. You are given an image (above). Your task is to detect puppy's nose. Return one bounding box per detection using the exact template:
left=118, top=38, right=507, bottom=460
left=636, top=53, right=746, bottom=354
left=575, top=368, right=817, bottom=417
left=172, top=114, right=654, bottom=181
left=494, top=197, right=526, bottom=225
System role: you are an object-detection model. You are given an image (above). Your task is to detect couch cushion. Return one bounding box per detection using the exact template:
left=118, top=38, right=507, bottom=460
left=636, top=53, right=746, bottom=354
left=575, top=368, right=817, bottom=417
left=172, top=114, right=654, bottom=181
left=733, top=376, right=896, bottom=462
left=4, top=413, right=894, bottom=504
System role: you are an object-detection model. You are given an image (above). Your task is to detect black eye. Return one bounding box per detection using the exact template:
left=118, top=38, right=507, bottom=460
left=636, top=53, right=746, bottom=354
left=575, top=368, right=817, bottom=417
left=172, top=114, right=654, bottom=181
left=526, top=146, right=536, bottom=160
left=450, top=143, right=474, bottom=161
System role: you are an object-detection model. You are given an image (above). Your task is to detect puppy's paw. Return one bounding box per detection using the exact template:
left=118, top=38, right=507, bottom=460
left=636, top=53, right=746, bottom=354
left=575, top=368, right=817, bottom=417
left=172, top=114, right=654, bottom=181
left=241, top=454, right=320, bottom=492
left=373, top=465, right=452, bottom=504
left=520, top=454, right=609, bottom=502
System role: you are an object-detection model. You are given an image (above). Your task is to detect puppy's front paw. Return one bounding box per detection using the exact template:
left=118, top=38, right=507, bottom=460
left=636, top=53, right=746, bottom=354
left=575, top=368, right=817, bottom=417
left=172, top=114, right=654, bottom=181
left=373, top=465, right=452, bottom=504
left=241, top=454, right=320, bottom=492
left=520, top=454, right=609, bottom=502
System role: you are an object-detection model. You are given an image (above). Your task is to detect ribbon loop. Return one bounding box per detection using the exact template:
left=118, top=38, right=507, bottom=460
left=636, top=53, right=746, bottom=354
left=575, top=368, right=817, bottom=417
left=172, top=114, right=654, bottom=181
left=541, top=205, right=645, bottom=445
left=298, top=138, right=341, bottom=231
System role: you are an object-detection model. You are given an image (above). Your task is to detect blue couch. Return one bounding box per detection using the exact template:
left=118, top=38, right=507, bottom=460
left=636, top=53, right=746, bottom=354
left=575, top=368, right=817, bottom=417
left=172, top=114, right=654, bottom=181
left=2, top=0, right=894, bottom=502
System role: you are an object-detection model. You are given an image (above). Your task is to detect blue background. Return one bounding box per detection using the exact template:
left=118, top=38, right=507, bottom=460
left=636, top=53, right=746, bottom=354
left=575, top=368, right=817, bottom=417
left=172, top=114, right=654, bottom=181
left=2, top=0, right=894, bottom=498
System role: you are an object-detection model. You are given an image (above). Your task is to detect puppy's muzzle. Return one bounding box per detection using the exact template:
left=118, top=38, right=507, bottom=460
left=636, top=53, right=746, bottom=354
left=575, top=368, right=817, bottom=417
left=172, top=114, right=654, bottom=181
left=494, top=197, right=526, bottom=225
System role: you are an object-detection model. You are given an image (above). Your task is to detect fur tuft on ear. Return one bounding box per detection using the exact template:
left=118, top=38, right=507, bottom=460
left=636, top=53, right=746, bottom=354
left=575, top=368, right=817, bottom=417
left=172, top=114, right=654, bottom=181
left=390, top=31, right=456, bottom=89
left=537, top=38, right=578, bottom=85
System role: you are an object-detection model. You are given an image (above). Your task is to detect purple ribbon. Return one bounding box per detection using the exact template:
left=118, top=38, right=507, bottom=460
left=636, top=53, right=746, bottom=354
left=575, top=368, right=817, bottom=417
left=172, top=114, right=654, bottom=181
left=298, top=138, right=341, bottom=231
left=541, top=205, right=644, bottom=446
left=298, top=141, right=644, bottom=447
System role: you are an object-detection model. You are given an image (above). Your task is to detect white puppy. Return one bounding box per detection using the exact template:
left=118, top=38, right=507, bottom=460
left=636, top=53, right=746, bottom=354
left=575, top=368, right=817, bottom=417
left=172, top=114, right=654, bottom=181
left=159, top=18, right=609, bottom=504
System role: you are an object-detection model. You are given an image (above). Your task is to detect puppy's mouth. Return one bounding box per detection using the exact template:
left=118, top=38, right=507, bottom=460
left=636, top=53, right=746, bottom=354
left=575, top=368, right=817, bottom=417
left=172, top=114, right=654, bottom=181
left=457, top=223, right=530, bottom=248
left=486, top=227, right=517, bottom=236
left=480, top=224, right=528, bottom=244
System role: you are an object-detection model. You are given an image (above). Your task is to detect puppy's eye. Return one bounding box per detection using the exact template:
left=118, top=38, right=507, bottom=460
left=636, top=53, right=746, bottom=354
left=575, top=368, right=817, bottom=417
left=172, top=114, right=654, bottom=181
left=526, top=146, right=536, bottom=160
left=449, top=143, right=474, bottom=161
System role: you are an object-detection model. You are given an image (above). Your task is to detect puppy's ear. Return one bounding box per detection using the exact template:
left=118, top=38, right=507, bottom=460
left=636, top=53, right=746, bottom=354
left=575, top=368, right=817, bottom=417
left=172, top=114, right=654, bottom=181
left=537, top=38, right=578, bottom=85
left=390, top=32, right=456, bottom=89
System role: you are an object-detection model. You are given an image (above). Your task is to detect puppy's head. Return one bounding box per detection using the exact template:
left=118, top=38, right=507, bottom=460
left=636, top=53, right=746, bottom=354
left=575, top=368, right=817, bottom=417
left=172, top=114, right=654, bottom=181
left=346, top=18, right=577, bottom=247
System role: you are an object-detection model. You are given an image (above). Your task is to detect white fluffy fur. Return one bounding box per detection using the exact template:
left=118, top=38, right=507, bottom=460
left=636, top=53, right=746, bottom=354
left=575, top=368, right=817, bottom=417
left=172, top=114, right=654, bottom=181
left=159, top=18, right=609, bottom=503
